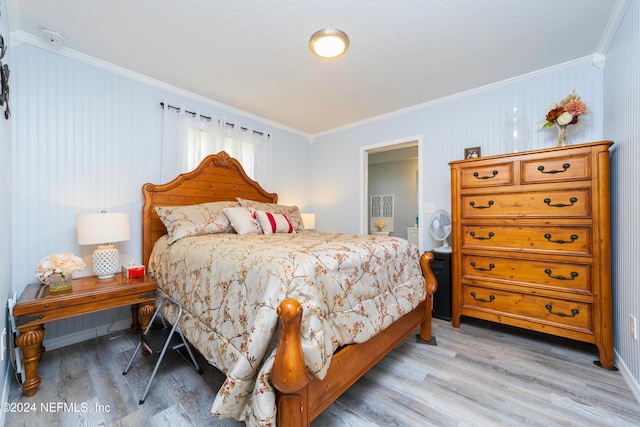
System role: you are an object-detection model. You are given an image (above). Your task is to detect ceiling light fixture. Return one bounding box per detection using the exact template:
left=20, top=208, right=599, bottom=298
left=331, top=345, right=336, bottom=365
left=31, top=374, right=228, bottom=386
left=309, top=28, right=349, bottom=59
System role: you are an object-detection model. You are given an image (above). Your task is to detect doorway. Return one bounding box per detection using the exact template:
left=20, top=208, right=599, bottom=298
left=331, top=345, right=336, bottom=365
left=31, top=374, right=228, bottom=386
left=360, top=136, right=423, bottom=250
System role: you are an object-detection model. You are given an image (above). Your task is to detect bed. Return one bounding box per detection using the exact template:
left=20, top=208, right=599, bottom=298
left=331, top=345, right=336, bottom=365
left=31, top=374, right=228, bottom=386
left=141, top=151, right=437, bottom=426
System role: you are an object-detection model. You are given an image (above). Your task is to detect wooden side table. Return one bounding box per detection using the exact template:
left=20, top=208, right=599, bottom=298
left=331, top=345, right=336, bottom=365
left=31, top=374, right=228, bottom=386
left=12, top=273, right=157, bottom=397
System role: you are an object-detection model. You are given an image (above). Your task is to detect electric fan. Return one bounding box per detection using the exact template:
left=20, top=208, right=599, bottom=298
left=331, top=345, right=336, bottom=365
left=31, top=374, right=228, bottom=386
left=429, top=209, right=452, bottom=253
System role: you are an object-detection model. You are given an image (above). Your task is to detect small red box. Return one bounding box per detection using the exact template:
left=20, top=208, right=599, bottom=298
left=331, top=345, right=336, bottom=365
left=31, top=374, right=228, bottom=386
left=122, top=265, right=145, bottom=278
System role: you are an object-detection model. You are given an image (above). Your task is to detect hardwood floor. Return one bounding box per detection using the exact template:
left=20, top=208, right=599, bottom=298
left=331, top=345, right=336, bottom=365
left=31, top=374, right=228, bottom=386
left=5, top=318, right=640, bottom=426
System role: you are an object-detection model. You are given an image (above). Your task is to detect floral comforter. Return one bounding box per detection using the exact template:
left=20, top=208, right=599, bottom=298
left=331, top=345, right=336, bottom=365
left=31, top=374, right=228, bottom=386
left=148, top=231, right=426, bottom=426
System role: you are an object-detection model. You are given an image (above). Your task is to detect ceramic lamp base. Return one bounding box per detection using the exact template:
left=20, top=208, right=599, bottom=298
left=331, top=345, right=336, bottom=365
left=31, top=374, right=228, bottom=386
left=93, top=245, right=120, bottom=279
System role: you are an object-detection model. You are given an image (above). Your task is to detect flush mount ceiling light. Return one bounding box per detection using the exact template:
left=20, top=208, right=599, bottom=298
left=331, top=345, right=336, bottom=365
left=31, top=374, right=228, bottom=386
left=309, top=28, right=349, bottom=59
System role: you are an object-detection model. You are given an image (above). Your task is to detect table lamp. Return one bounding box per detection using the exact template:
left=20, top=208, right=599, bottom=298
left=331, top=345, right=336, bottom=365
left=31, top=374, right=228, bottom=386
left=301, top=213, right=316, bottom=230
left=77, top=211, right=131, bottom=279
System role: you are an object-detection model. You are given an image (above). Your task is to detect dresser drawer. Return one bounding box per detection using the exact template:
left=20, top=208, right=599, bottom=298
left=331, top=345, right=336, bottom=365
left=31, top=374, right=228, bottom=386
left=461, top=224, right=592, bottom=255
left=521, top=152, right=591, bottom=184
left=461, top=254, right=591, bottom=293
left=461, top=188, right=591, bottom=218
left=460, top=162, right=513, bottom=188
left=461, top=284, right=593, bottom=331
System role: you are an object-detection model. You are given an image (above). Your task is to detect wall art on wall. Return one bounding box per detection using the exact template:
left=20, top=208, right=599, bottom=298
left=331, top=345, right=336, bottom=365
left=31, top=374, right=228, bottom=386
left=0, top=3, right=9, bottom=119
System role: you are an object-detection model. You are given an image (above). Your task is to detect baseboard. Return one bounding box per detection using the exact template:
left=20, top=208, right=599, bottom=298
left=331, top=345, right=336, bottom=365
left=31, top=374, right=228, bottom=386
left=616, top=350, right=640, bottom=404
left=42, top=319, right=131, bottom=351
left=1, top=358, right=10, bottom=427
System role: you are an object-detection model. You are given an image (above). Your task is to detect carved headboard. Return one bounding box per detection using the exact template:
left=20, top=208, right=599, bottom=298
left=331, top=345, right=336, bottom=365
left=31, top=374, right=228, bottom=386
left=141, top=151, right=278, bottom=266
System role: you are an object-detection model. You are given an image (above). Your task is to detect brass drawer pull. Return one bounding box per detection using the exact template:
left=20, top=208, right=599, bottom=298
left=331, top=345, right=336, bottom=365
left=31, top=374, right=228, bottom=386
left=537, top=163, right=571, bottom=174
left=470, top=292, right=495, bottom=303
left=545, top=304, right=579, bottom=318
left=469, top=200, right=494, bottom=209
left=544, top=197, right=578, bottom=208
left=544, top=233, right=578, bottom=244
left=544, top=269, right=578, bottom=281
left=471, top=262, right=494, bottom=271
left=473, top=170, right=499, bottom=180
left=470, top=231, right=494, bottom=240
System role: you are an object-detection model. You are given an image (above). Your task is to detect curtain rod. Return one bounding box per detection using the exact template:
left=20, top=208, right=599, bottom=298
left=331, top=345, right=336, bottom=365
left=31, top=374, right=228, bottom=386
left=160, top=102, right=268, bottom=137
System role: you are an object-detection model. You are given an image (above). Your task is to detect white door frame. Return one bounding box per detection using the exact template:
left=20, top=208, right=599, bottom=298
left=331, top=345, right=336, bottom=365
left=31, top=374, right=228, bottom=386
left=360, top=135, right=423, bottom=250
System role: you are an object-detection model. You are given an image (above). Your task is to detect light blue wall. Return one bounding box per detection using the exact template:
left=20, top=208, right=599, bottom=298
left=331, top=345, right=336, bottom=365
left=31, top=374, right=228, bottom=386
left=10, top=43, right=310, bottom=344
left=311, top=60, right=604, bottom=243
left=0, top=0, right=12, bottom=415
left=603, top=0, right=640, bottom=399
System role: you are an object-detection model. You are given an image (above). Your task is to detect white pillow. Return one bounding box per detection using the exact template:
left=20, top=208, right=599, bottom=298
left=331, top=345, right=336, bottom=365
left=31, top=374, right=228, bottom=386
left=223, top=207, right=262, bottom=235
left=256, top=210, right=295, bottom=234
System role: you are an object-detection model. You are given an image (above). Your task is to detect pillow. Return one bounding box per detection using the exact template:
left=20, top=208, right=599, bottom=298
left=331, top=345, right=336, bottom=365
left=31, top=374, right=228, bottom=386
left=223, top=207, right=263, bottom=235
left=156, top=201, right=238, bottom=244
left=237, top=199, right=304, bottom=231
left=256, top=210, right=295, bottom=234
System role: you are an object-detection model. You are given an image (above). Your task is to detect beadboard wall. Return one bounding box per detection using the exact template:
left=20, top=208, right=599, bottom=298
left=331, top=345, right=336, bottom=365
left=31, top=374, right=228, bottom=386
left=310, top=4, right=639, bottom=397
left=11, top=44, right=169, bottom=343
left=10, top=42, right=310, bottom=347
left=0, top=0, right=13, bottom=418
left=310, top=59, right=605, bottom=240
left=604, top=0, right=640, bottom=399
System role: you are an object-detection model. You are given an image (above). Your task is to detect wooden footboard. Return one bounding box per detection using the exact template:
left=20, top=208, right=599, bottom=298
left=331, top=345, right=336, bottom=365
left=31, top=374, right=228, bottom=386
left=272, top=251, right=437, bottom=426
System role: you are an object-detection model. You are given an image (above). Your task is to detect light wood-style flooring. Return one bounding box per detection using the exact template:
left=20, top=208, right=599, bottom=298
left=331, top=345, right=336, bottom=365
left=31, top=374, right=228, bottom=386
left=5, top=317, right=640, bottom=426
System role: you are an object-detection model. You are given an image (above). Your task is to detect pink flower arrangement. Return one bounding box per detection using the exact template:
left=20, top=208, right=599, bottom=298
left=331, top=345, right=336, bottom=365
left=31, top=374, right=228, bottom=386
left=375, top=219, right=386, bottom=231
left=542, top=91, right=588, bottom=129
left=36, top=252, right=86, bottom=284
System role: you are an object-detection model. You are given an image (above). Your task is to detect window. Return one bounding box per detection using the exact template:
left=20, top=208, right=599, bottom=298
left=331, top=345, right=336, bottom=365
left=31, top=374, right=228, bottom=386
left=370, top=194, right=395, bottom=232
left=162, top=104, right=273, bottom=190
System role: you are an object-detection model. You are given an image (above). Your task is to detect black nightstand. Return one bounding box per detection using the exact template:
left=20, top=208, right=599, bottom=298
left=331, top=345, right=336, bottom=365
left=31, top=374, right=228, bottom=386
left=430, top=250, right=452, bottom=321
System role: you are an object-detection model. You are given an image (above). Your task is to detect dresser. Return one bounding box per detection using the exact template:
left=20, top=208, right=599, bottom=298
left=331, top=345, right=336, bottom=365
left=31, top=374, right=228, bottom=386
left=449, top=141, right=614, bottom=369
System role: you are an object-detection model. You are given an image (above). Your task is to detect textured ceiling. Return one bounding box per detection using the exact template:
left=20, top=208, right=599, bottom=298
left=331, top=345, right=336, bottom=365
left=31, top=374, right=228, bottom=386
left=8, top=0, right=619, bottom=135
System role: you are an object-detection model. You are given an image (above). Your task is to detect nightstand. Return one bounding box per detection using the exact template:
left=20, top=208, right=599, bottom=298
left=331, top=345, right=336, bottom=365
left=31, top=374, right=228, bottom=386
left=407, top=227, right=419, bottom=246
left=13, top=273, right=157, bottom=397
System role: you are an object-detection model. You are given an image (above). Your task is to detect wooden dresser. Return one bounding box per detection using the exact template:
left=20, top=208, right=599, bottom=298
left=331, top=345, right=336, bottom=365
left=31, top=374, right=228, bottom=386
left=449, top=141, right=614, bottom=369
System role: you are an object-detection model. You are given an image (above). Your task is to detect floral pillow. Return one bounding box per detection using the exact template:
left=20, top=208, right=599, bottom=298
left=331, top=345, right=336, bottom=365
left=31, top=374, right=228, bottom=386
left=256, top=210, right=295, bottom=234
left=156, top=201, right=238, bottom=244
left=223, top=207, right=263, bottom=235
left=237, top=199, right=304, bottom=231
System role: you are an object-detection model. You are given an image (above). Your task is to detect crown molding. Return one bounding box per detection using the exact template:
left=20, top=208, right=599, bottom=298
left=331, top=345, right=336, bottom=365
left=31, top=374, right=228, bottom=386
left=9, top=30, right=309, bottom=139
left=596, top=0, right=631, bottom=55
left=311, top=56, right=596, bottom=139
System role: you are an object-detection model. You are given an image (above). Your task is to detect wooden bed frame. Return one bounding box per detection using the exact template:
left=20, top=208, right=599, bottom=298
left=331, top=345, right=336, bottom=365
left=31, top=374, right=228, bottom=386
left=141, top=151, right=438, bottom=426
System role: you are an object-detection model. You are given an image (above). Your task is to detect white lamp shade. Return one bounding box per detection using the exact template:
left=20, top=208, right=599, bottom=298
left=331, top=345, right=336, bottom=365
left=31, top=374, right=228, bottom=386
left=77, top=212, right=131, bottom=279
left=77, top=212, right=131, bottom=245
left=301, top=213, right=316, bottom=230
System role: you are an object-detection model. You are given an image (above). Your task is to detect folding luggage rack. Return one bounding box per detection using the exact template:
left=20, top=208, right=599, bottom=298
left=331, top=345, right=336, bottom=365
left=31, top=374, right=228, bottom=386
left=123, top=296, right=203, bottom=404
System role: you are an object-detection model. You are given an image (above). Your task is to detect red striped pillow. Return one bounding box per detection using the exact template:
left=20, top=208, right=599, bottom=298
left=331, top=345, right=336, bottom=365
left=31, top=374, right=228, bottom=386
left=256, top=210, right=295, bottom=234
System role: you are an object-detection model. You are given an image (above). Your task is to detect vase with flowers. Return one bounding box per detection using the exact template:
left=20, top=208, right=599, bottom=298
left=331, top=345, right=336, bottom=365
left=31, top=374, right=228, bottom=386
left=542, top=91, right=588, bottom=147
left=36, top=252, right=85, bottom=292
left=375, top=219, right=386, bottom=232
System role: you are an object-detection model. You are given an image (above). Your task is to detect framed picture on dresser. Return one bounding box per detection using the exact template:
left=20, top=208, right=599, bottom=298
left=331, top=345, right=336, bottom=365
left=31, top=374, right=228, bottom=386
left=464, top=146, right=480, bottom=159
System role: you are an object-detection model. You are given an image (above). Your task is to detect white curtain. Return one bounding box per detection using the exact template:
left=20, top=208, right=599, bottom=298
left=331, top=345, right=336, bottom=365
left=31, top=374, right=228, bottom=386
left=161, top=103, right=273, bottom=190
